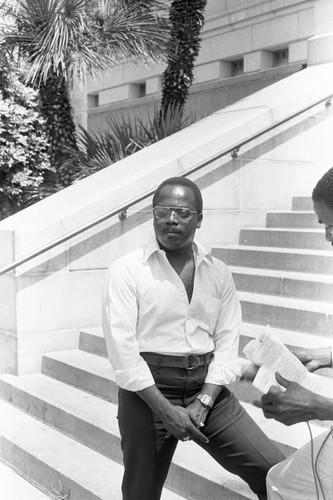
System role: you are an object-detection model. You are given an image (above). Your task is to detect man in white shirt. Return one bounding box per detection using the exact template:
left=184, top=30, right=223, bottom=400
left=103, top=177, right=285, bottom=500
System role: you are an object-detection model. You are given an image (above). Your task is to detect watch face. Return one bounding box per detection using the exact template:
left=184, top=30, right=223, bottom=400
left=198, top=394, right=213, bottom=407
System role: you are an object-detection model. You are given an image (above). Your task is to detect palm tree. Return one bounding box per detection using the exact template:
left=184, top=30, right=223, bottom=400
left=161, top=0, right=207, bottom=118
left=1, top=0, right=169, bottom=186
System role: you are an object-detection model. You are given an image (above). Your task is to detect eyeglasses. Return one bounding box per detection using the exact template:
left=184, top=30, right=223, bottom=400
left=153, top=206, right=198, bottom=222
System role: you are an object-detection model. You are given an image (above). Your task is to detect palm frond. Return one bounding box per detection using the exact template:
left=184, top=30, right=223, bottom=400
left=95, top=0, right=169, bottom=63
left=58, top=107, right=198, bottom=181
left=141, top=105, right=196, bottom=142
left=1, top=0, right=169, bottom=86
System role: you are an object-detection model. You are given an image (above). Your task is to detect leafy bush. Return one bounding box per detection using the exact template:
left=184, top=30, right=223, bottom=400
left=0, top=69, right=53, bottom=218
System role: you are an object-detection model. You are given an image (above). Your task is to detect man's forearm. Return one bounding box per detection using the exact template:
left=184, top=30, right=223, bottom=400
left=198, top=383, right=223, bottom=403
left=137, top=384, right=174, bottom=416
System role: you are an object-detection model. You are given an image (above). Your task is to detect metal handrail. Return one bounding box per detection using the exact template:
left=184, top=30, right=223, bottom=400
left=0, top=94, right=331, bottom=275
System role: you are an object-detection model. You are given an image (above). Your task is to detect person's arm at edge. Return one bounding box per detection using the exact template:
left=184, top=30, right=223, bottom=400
left=256, top=372, right=333, bottom=425
left=288, top=345, right=332, bottom=372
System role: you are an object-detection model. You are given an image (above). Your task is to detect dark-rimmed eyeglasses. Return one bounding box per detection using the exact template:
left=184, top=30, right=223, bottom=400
left=153, top=206, right=198, bottom=222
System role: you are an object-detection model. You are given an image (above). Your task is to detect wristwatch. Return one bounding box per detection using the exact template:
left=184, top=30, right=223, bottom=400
left=196, top=394, right=214, bottom=409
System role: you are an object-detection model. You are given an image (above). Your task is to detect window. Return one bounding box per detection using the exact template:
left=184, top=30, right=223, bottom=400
left=88, top=94, right=99, bottom=108
left=138, top=82, right=146, bottom=98
left=231, top=59, right=244, bottom=77
left=273, top=49, right=289, bottom=67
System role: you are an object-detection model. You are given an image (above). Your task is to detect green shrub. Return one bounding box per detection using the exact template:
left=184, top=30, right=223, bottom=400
left=0, top=70, right=53, bottom=218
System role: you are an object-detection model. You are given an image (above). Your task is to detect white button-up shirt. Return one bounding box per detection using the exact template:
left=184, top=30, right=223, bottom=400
left=103, top=236, right=247, bottom=392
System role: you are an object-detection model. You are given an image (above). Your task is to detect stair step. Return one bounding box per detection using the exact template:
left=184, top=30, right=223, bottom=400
left=79, top=326, right=106, bottom=357
left=78, top=325, right=333, bottom=390
left=0, top=370, right=327, bottom=498
left=292, top=196, right=313, bottom=211
left=0, top=400, right=185, bottom=500
left=231, top=266, right=333, bottom=302
left=42, top=349, right=116, bottom=402
left=80, top=326, right=333, bottom=421
left=238, top=291, right=333, bottom=336
left=0, top=394, right=258, bottom=500
left=0, top=373, right=121, bottom=463
left=239, top=228, right=327, bottom=250
left=212, top=245, right=333, bottom=274
left=266, top=211, right=318, bottom=228
left=79, top=324, right=333, bottom=369
left=0, top=461, right=51, bottom=500
left=240, top=322, right=333, bottom=351
left=38, top=349, right=329, bottom=447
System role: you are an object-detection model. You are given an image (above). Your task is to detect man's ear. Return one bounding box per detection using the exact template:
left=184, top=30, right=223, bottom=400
left=197, top=213, right=203, bottom=228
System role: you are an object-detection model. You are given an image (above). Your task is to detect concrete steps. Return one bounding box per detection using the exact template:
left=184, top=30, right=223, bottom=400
left=240, top=322, right=333, bottom=352
left=239, top=291, right=333, bottom=335
left=42, top=348, right=117, bottom=402
left=0, top=400, right=185, bottom=500
left=213, top=245, right=333, bottom=274
left=0, top=372, right=257, bottom=500
left=213, top=197, right=333, bottom=345
left=78, top=323, right=333, bottom=380
left=213, top=196, right=333, bottom=431
left=231, top=266, right=333, bottom=302
left=1, top=195, right=332, bottom=500
left=291, top=196, right=314, bottom=211
left=239, top=227, right=327, bottom=250
left=266, top=211, right=318, bottom=228
left=0, top=351, right=326, bottom=500
left=79, top=322, right=333, bottom=354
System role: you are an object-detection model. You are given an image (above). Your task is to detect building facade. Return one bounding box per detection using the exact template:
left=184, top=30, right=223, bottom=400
left=86, top=0, right=321, bottom=134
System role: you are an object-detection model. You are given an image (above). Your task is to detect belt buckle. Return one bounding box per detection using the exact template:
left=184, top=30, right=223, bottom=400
left=184, top=353, right=200, bottom=370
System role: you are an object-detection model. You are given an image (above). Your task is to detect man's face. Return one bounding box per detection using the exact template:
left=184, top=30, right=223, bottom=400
left=313, top=200, right=333, bottom=244
left=153, top=184, right=203, bottom=251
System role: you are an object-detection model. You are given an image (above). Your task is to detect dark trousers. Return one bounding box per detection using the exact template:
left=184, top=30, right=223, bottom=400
left=117, top=362, right=285, bottom=500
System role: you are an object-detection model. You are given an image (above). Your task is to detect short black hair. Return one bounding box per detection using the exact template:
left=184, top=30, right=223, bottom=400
left=312, top=167, right=333, bottom=209
left=153, top=177, right=203, bottom=213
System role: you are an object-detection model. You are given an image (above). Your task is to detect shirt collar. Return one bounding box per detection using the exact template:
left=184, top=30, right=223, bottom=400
left=143, top=234, right=213, bottom=265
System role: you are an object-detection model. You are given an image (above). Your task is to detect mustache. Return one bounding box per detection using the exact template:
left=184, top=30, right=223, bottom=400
left=163, top=228, right=182, bottom=234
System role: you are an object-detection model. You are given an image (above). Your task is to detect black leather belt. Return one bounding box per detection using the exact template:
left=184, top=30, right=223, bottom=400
left=140, top=351, right=213, bottom=371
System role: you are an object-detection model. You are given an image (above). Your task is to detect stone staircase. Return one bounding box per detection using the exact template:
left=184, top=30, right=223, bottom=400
left=0, top=196, right=332, bottom=500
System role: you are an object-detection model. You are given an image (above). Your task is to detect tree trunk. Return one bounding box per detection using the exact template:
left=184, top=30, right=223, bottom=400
left=160, top=0, right=207, bottom=118
left=38, top=74, right=79, bottom=186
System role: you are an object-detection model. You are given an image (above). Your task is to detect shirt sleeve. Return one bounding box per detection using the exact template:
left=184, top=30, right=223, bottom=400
left=204, top=264, right=249, bottom=385
left=102, top=258, right=155, bottom=392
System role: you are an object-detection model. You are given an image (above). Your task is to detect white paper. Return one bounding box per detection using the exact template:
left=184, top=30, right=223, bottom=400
left=243, top=331, right=333, bottom=397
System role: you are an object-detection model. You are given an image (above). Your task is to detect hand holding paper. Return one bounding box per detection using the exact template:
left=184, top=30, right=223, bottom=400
left=243, top=331, right=333, bottom=398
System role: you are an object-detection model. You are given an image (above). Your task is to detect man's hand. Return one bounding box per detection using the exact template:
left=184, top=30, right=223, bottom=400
left=185, top=398, right=210, bottom=429
left=289, top=346, right=332, bottom=372
left=162, top=404, right=209, bottom=443
left=138, top=385, right=209, bottom=443
left=255, top=372, right=318, bottom=425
